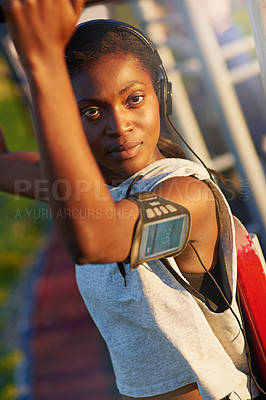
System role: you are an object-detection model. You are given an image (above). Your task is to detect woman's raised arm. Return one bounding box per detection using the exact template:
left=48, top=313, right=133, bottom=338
left=2, top=0, right=140, bottom=264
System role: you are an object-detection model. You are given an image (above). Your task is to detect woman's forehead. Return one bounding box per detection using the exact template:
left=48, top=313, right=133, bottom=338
left=73, top=53, right=152, bottom=85
left=72, top=54, right=154, bottom=99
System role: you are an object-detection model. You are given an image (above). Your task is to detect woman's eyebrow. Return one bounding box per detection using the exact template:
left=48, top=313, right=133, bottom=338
left=77, top=81, right=146, bottom=105
left=119, top=81, right=145, bottom=95
left=77, top=98, right=106, bottom=106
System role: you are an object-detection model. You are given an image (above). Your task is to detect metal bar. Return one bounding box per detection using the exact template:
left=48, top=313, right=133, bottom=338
left=245, top=0, right=266, bottom=97
left=221, top=35, right=256, bottom=60
left=229, top=60, right=261, bottom=84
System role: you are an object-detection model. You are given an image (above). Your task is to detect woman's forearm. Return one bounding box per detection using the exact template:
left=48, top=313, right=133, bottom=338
left=0, top=151, right=43, bottom=200
left=26, top=57, right=137, bottom=264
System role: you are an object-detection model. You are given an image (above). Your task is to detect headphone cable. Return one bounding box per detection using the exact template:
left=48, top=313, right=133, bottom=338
left=166, top=114, right=216, bottom=183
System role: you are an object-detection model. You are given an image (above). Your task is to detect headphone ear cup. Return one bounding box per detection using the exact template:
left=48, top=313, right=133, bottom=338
left=166, top=81, right=172, bottom=116
left=158, top=79, right=172, bottom=117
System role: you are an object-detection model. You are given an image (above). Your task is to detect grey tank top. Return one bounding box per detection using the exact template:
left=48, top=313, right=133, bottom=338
left=75, top=158, right=257, bottom=400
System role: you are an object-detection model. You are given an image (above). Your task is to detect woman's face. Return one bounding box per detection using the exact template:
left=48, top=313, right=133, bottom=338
left=72, top=53, right=163, bottom=185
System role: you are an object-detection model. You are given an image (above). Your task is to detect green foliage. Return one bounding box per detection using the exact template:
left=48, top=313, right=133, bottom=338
left=0, top=350, right=22, bottom=397
left=0, top=57, right=48, bottom=399
left=0, top=384, right=18, bottom=400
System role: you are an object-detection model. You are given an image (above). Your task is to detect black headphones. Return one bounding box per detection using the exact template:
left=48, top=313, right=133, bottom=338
left=68, top=19, right=173, bottom=118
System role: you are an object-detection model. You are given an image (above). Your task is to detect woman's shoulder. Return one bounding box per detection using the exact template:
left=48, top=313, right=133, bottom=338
left=127, top=158, right=211, bottom=195
left=147, top=158, right=210, bottom=181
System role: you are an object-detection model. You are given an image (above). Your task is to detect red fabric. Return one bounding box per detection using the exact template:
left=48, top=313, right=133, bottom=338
left=234, top=217, right=266, bottom=392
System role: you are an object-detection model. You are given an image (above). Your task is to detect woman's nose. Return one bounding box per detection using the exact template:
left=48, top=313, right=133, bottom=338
left=105, top=109, right=133, bottom=136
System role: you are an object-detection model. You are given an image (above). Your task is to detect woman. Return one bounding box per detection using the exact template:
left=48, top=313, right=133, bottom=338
left=1, top=1, right=261, bottom=399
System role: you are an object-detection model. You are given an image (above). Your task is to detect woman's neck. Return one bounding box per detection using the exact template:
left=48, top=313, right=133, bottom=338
left=99, top=149, right=165, bottom=187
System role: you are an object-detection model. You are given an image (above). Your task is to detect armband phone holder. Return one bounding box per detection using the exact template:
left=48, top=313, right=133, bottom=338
left=127, top=191, right=191, bottom=270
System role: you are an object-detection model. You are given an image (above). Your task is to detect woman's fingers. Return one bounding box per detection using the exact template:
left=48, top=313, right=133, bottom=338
left=71, top=0, right=88, bottom=14
left=2, top=0, right=87, bottom=70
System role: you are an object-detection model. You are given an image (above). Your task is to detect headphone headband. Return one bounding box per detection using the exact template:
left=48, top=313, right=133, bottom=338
left=70, top=19, right=161, bottom=62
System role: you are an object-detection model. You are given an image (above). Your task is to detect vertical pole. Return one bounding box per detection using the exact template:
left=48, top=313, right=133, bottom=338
left=245, top=0, right=266, bottom=97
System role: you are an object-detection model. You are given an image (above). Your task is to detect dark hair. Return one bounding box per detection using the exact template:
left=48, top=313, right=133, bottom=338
left=65, top=22, right=161, bottom=90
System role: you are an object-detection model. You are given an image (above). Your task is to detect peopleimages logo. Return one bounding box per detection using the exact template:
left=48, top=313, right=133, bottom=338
left=221, top=178, right=250, bottom=202
left=14, top=179, right=110, bottom=202
left=14, top=207, right=103, bottom=220
left=14, top=207, right=139, bottom=221
left=14, top=177, right=251, bottom=203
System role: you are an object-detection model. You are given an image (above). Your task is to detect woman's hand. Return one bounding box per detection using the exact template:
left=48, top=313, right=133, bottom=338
left=0, top=124, right=42, bottom=200
left=2, top=0, right=87, bottom=70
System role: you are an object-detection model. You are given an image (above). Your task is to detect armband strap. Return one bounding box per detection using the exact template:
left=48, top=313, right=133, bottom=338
left=126, top=191, right=191, bottom=269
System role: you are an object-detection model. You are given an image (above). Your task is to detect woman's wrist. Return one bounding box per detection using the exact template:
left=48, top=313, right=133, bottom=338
left=23, top=50, right=67, bottom=85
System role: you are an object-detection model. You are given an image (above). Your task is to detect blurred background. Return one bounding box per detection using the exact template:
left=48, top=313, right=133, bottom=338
left=0, top=0, right=265, bottom=399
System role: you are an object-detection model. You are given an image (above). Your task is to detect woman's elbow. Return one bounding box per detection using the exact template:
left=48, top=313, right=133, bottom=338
left=66, top=236, right=114, bottom=265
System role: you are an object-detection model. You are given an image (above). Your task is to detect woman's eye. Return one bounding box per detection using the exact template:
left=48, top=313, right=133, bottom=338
left=81, top=107, right=102, bottom=120
left=128, top=95, right=144, bottom=106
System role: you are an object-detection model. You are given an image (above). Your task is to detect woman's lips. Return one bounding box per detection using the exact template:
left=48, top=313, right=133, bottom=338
left=108, top=142, right=143, bottom=160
